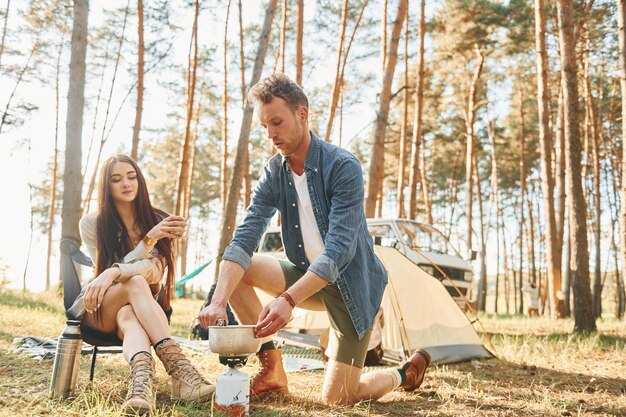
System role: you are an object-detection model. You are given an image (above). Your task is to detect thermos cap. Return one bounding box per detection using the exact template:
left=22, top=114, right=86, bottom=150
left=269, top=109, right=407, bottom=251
left=62, top=320, right=82, bottom=339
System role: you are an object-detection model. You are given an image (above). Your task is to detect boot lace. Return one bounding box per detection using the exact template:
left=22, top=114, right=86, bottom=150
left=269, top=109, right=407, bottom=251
left=126, top=357, right=154, bottom=401
left=253, top=351, right=271, bottom=379
left=159, top=344, right=209, bottom=386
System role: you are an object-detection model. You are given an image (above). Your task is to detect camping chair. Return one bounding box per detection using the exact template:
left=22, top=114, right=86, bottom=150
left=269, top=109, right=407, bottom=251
left=59, top=238, right=172, bottom=381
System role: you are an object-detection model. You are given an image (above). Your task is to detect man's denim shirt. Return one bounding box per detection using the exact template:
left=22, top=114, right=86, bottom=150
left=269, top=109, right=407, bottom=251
left=223, top=132, right=388, bottom=339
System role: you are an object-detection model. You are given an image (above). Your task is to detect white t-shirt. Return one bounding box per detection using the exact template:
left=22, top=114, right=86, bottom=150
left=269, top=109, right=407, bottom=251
left=292, top=170, right=325, bottom=263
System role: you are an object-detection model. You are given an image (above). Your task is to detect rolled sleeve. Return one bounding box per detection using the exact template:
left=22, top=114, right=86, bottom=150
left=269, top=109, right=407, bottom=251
left=122, top=241, right=153, bottom=263
left=308, top=254, right=340, bottom=283
left=113, top=257, right=165, bottom=285
left=222, top=244, right=253, bottom=271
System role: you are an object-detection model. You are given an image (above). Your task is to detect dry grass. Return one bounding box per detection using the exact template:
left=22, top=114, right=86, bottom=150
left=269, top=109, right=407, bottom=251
left=1, top=289, right=625, bottom=416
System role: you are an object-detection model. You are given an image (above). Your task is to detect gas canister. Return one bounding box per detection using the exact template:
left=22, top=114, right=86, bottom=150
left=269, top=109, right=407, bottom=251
left=215, top=367, right=250, bottom=416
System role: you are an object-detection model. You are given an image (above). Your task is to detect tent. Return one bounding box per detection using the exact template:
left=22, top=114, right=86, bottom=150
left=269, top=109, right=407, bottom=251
left=257, top=245, right=493, bottom=364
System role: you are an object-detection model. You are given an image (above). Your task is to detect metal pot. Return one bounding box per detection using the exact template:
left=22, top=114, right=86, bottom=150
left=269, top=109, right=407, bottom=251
left=207, top=324, right=261, bottom=356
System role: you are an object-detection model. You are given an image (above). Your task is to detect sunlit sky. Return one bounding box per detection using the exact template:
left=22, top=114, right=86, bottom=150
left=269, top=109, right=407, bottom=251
left=3, top=0, right=605, bottom=294
left=0, top=0, right=378, bottom=292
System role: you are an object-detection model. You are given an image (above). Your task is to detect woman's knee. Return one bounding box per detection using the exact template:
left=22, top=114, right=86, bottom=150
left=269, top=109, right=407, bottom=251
left=116, top=304, right=136, bottom=325
left=123, top=274, right=152, bottom=294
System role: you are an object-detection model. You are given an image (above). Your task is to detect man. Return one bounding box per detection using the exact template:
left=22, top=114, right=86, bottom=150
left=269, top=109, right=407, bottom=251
left=523, top=282, right=540, bottom=318
left=199, top=74, right=431, bottom=405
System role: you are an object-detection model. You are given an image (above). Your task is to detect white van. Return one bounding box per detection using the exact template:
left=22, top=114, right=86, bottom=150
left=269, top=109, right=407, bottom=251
left=256, top=218, right=475, bottom=310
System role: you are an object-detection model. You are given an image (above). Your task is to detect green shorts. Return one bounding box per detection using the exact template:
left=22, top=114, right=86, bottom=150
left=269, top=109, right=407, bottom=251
left=278, top=259, right=372, bottom=369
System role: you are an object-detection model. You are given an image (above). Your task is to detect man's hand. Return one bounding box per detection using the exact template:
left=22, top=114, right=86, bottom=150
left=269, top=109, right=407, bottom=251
left=198, top=304, right=228, bottom=329
left=84, top=267, right=118, bottom=313
left=255, top=297, right=293, bottom=338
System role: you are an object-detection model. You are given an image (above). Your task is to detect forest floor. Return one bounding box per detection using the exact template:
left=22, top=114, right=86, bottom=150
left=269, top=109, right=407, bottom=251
left=0, top=288, right=625, bottom=417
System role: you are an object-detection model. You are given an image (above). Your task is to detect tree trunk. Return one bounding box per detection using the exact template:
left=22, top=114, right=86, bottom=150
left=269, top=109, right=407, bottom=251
left=518, top=88, right=526, bottom=315
left=557, top=0, right=595, bottom=332
left=180, top=97, right=202, bottom=278
left=46, top=33, right=65, bottom=290
left=0, top=0, right=10, bottom=71
left=396, top=16, right=409, bottom=218
left=473, top=148, right=487, bottom=312
left=296, top=0, right=303, bottom=86
left=535, top=0, right=563, bottom=319
left=61, top=0, right=89, bottom=248
left=214, top=0, right=277, bottom=281
left=618, top=0, right=626, bottom=324
left=83, top=40, right=110, bottom=180
left=278, top=0, right=287, bottom=73
left=555, top=84, right=566, bottom=248
left=324, top=0, right=348, bottom=142
left=504, top=225, right=511, bottom=314
left=583, top=34, right=603, bottom=318
left=238, top=0, right=246, bottom=104
left=337, top=0, right=369, bottom=139
left=526, top=183, right=538, bottom=288
left=563, top=227, right=572, bottom=316
left=464, top=47, right=485, bottom=253
left=365, top=0, right=408, bottom=217
left=488, top=122, right=501, bottom=313
left=237, top=0, right=251, bottom=208
left=131, top=0, right=144, bottom=160
left=175, top=0, right=199, bottom=219
left=222, top=0, right=232, bottom=215
left=381, top=0, right=387, bottom=74
left=83, top=2, right=131, bottom=214
left=408, top=0, right=426, bottom=221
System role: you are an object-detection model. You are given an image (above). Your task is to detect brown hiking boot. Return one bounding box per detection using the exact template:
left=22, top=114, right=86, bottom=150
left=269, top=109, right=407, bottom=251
left=123, top=352, right=155, bottom=415
left=250, top=349, right=289, bottom=399
left=401, top=349, right=431, bottom=392
left=155, top=338, right=215, bottom=402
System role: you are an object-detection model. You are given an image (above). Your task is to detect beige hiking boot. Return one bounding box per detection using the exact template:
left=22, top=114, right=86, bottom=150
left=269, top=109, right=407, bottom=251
left=154, top=338, right=214, bottom=402
left=123, top=352, right=155, bottom=415
left=250, top=349, right=289, bottom=400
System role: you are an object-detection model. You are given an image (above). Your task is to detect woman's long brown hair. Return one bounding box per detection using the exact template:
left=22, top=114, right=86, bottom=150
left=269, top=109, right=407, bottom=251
left=95, top=154, right=175, bottom=311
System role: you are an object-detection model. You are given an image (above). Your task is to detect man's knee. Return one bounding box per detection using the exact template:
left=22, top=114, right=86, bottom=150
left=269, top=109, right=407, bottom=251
left=321, top=361, right=360, bottom=405
left=321, top=386, right=354, bottom=406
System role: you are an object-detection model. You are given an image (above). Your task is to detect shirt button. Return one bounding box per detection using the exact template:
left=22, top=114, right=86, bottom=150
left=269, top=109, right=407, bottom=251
left=301, top=261, right=305, bottom=265
left=289, top=182, right=292, bottom=186
left=295, top=225, right=299, bottom=228
left=292, top=203, right=296, bottom=207
left=298, top=244, right=302, bottom=248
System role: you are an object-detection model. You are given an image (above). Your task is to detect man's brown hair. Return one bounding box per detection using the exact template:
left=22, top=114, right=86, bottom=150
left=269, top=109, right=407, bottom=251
left=247, top=73, right=308, bottom=111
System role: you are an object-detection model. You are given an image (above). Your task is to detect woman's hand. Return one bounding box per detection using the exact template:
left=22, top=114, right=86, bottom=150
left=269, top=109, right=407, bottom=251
left=84, top=267, right=119, bottom=313
left=146, top=215, right=187, bottom=241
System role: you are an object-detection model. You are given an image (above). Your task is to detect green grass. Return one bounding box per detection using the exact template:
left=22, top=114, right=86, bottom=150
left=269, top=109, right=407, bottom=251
left=1, top=289, right=625, bottom=416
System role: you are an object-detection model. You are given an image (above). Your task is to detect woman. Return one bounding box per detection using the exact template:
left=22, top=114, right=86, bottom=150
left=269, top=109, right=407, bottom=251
left=68, top=154, right=213, bottom=414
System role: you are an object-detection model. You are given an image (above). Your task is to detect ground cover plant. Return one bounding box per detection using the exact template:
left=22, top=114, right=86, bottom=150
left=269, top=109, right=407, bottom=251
left=0, top=289, right=624, bottom=416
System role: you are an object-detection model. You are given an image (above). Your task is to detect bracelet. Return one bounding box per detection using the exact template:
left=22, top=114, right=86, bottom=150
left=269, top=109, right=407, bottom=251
left=142, top=234, right=156, bottom=247
left=279, top=292, right=296, bottom=308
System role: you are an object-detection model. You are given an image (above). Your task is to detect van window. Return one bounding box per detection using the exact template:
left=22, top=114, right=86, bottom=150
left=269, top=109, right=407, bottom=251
left=396, top=221, right=459, bottom=256
left=260, top=232, right=283, bottom=253
left=368, top=224, right=395, bottom=240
